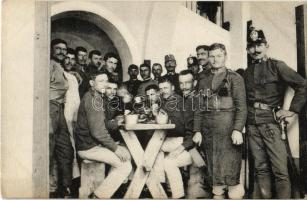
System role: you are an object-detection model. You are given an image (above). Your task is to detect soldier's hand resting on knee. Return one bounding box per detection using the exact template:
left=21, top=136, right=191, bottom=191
left=193, top=132, right=202, bottom=146
left=231, top=130, right=243, bottom=145
left=115, top=146, right=130, bottom=162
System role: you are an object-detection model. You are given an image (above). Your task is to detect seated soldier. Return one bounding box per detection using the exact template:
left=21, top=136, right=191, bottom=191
left=104, top=80, right=125, bottom=142
left=158, top=77, right=194, bottom=199
left=74, top=70, right=132, bottom=198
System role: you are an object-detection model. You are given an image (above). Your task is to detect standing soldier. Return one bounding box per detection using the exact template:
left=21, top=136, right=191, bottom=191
left=244, top=27, right=307, bottom=198
left=193, top=43, right=247, bottom=199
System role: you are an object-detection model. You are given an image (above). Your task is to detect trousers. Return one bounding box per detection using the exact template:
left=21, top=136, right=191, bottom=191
left=49, top=102, right=74, bottom=191
left=78, top=145, right=132, bottom=198
left=162, top=137, right=193, bottom=198
left=247, top=123, right=290, bottom=199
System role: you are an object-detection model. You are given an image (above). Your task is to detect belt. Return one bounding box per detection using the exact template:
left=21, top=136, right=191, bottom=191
left=248, top=102, right=273, bottom=110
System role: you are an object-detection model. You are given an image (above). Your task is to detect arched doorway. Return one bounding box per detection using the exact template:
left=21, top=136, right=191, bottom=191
left=51, top=1, right=142, bottom=81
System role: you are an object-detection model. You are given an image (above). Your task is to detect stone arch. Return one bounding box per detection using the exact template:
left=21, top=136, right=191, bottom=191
left=51, top=1, right=142, bottom=81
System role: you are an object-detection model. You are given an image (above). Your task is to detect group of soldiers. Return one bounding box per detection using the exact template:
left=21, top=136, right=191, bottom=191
left=49, top=27, right=307, bottom=199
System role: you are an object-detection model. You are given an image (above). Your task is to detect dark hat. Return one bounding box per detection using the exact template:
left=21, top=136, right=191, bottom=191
left=247, top=26, right=267, bottom=45
left=187, top=56, right=198, bottom=67
left=165, top=54, right=176, bottom=62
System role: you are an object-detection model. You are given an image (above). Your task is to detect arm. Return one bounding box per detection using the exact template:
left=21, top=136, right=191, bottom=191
left=85, top=97, right=118, bottom=152
left=231, top=74, right=247, bottom=132
left=277, top=61, right=307, bottom=113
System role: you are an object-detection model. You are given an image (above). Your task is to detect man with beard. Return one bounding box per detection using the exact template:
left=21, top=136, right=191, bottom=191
left=196, top=45, right=211, bottom=73
left=152, top=63, right=163, bottom=81
left=187, top=56, right=200, bottom=80
left=137, top=63, right=158, bottom=96
left=162, top=54, right=181, bottom=94
left=193, top=43, right=247, bottom=199
left=123, top=64, right=142, bottom=97
left=75, top=46, right=91, bottom=99
left=49, top=39, right=74, bottom=198
left=88, top=50, right=104, bottom=73
left=244, top=28, right=307, bottom=199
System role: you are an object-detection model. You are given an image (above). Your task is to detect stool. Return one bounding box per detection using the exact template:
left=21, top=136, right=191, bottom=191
left=79, top=160, right=105, bottom=198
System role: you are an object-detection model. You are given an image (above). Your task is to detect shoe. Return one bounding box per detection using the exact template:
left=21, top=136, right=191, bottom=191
left=88, top=192, right=99, bottom=199
left=61, top=187, right=73, bottom=199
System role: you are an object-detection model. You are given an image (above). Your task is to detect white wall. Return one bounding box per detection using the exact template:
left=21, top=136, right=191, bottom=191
left=2, top=0, right=34, bottom=197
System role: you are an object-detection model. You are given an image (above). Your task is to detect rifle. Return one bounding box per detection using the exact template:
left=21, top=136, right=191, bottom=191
left=273, top=107, right=303, bottom=197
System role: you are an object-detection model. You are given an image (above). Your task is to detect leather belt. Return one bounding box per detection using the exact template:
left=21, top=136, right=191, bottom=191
left=249, top=102, right=272, bottom=110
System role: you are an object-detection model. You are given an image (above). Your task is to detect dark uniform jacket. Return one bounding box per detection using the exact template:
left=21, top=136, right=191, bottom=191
left=75, top=89, right=118, bottom=152
left=182, top=90, right=197, bottom=150
left=162, top=72, right=181, bottom=94
left=161, top=93, right=193, bottom=150
left=103, top=96, right=125, bottom=142
left=123, top=79, right=142, bottom=97
left=244, top=58, right=307, bottom=124
left=194, top=68, right=247, bottom=132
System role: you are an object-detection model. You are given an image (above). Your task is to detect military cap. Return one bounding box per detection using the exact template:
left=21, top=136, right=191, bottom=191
left=165, top=54, right=176, bottom=62
left=247, top=26, right=267, bottom=45
left=187, top=56, right=198, bottom=67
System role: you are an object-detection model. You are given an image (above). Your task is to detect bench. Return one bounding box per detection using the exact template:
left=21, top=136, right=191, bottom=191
left=79, top=160, right=105, bottom=198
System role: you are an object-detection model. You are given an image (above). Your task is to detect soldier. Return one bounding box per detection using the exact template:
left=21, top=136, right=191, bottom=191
left=74, top=46, right=91, bottom=99
left=244, top=27, right=307, bottom=198
left=137, top=63, right=158, bottom=96
left=88, top=50, right=104, bottom=73
left=152, top=63, right=163, bottom=81
left=162, top=54, right=181, bottom=94
left=196, top=45, right=211, bottom=73
left=193, top=43, right=247, bottom=199
left=123, top=64, right=142, bottom=97
left=49, top=39, right=74, bottom=197
left=75, top=71, right=132, bottom=198
left=187, top=56, right=200, bottom=80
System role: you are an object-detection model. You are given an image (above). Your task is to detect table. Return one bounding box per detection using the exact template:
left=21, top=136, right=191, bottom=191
left=119, top=123, right=175, bottom=198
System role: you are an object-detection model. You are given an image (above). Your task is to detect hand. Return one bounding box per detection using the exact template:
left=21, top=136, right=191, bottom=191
left=115, top=146, right=130, bottom=162
left=193, top=132, right=202, bottom=146
left=168, top=145, right=185, bottom=159
left=115, top=115, right=124, bottom=126
left=152, top=103, right=159, bottom=116
left=275, top=109, right=295, bottom=120
left=231, top=130, right=243, bottom=145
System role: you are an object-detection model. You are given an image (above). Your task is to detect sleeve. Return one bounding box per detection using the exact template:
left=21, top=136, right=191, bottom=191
left=182, top=130, right=194, bottom=150
left=277, top=61, right=307, bottom=113
left=85, top=97, right=118, bottom=152
left=231, top=74, right=247, bottom=132
left=105, top=119, right=119, bottom=131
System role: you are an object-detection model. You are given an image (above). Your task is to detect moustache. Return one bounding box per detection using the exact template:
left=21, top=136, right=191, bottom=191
left=253, top=52, right=262, bottom=55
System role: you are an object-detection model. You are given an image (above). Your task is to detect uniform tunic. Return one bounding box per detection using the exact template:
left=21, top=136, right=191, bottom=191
left=194, top=67, right=247, bottom=186
left=244, top=57, right=307, bottom=198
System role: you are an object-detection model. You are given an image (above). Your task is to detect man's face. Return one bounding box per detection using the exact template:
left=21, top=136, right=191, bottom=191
left=63, top=53, right=76, bottom=71
left=105, top=57, right=118, bottom=73
left=197, top=48, right=209, bottom=66
left=52, top=43, right=67, bottom=61
left=152, top=65, right=162, bottom=78
left=105, top=82, right=118, bottom=99
left=247, top=43, right=268, bottom=60
left=159, top=82, right=174, bottom=99
left=77, top=51, right=87, bottom=65
left=209, top=48, right=226, bottom=69
left=188, top=65, right=200, bottom=75
left=179, top=74, right=194, bottom=96
left=165, top=60, right=176, bottom=73
left=90, top=74, right=109, bottom=93
left=90, top=54, right=102, bottom=68
left=140, top=66, right=151, bottom=80
left=146, top=89, right=160, bottom=103
left=128, top=67, right=139, bottom=79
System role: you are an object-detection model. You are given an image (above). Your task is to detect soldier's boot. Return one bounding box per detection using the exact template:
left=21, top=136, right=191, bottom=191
left=228, top=184, right=245, bottom=199
left=258, top=176, right=272, bottom=199
left=213, top=185, right=226, bottom=199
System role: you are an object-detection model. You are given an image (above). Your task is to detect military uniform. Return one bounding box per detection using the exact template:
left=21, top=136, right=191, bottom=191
left=194, top=67, right=247, bottom=196
left=244, top=57, right=307, bottom=198
left=123, top=79, right=142, bottom=97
